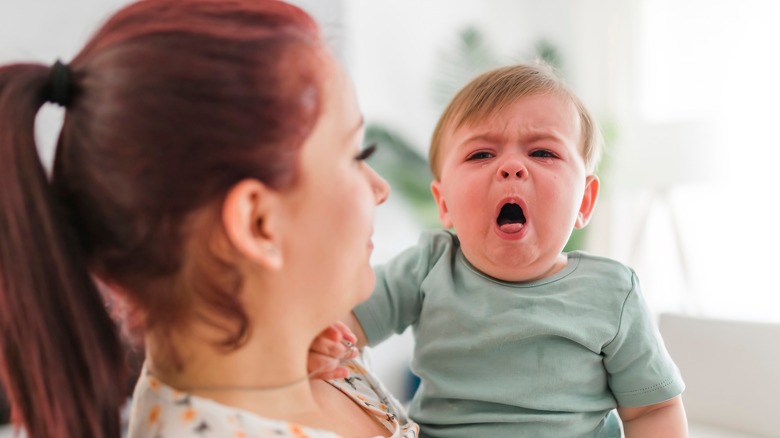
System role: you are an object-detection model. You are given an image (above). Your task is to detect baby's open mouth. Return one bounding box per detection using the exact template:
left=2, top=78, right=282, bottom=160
left=497, top=203, right=526, bottom=233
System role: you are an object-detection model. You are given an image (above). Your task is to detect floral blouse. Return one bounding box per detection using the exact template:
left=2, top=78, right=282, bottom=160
left=127, top=358, right=419, bottom=438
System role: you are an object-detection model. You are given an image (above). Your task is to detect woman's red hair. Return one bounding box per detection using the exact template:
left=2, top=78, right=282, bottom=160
left=0, top=1, right=324, bottom=436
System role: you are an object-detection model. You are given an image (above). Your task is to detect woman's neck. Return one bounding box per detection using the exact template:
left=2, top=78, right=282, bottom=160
left=145, top=320, right=322, bottom=420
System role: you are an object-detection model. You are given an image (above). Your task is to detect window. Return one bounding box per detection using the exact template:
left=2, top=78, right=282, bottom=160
left=629, top=0, right=780, bottom=322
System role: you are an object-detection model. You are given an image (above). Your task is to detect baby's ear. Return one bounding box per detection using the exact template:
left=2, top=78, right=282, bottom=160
left=221, top=179, right=283, bottom=270
left=574, top=175, right=600, bottom=229
left=430, top=180, right=454, bottom=229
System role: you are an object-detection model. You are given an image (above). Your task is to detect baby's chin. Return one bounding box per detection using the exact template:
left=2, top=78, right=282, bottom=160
left=468, top=246, right=560, bottom=283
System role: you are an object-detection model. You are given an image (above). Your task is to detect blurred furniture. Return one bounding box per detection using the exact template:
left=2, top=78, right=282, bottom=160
left=621, top=121, right=718, bottom=313
left=658, top=313, right=780, bottom=437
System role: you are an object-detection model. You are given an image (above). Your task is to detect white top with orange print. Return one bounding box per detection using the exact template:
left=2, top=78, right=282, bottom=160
left=126, top=357, right=419, bottom=438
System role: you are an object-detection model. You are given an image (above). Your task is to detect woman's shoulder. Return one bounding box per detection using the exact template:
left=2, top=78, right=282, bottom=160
left=127, top=358, right=419, bottom=438
left=127, top=368, right=342, bottom=438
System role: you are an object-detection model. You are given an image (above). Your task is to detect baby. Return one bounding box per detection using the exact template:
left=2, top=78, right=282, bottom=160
left=347, top=64, right=687, bottom=437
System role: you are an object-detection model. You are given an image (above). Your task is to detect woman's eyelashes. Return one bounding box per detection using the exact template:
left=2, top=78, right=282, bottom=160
left=355, top=143, right=377, bottom=161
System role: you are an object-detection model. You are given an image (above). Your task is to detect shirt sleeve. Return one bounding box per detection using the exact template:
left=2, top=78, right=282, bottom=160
left=353, top=231, right=445, bottom=346
left=602, top=271, right=686, bottom=407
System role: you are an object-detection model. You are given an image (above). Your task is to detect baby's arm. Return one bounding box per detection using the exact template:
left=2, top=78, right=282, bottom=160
left=618, top=395, right=688, bottom=437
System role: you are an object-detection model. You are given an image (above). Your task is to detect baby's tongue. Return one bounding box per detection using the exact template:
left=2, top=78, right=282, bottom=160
left=499, top=223, right=524, bottom=234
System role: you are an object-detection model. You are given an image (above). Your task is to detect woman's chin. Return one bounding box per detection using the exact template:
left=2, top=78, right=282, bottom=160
left=354, top=277, right=376, bottom=304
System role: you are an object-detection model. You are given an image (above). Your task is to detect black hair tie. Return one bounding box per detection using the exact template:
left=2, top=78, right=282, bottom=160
left=47, top=60, right=73, bottom=107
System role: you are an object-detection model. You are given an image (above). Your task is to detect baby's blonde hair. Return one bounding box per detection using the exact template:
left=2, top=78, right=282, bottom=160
left=429, top=63, right=603, bottom=179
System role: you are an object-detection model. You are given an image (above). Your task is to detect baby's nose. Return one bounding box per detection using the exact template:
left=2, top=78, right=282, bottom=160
left=497, top=159, right=527, bottom=179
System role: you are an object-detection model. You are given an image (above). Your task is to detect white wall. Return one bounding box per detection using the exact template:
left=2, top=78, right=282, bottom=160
left=626, top=0, right=780, bottom=322
left=0, top=0, right=133, bottom=169
left=0, top=1, right=130, bottom=61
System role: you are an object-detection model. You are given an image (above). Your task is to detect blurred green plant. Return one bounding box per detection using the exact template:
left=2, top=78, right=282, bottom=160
left=532, top=38, right=563, bottom=72
left=432, top=26, right=500, bottom=110
left=364, top=124, right=439, bottom=228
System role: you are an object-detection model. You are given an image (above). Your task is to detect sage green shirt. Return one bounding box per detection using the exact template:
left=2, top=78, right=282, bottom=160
left=354, top=230, right=684, bottom=438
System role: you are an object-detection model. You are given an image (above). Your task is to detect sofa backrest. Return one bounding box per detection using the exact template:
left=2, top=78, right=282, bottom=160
left=658, top=313, right=780, bottom=437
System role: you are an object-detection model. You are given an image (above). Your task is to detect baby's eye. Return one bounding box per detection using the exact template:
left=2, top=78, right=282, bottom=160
left=467, top=151, right=494, bottom=160
left=530, top=149, right=556, bottom=159
left=355, top=143, right=377, bottom=161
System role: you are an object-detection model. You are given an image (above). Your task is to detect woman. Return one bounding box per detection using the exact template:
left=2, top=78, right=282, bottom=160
left=0, top=1, right=417, bottom=437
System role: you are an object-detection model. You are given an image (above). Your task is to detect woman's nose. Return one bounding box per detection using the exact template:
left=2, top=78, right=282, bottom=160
left=370, top=167, right=390, bottom=205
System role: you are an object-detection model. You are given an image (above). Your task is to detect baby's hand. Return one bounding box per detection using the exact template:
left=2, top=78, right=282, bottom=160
left=308, top=321, right=359, bottom=380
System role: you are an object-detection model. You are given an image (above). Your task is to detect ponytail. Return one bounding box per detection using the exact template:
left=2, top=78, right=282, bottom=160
left=0, top=64, right=126, bottom=437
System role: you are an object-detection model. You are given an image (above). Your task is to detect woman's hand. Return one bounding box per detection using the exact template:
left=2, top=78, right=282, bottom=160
left=308, top=321, right=359, bottom=380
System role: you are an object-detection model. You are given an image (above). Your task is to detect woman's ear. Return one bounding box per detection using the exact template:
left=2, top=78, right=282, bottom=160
left=574, top=175, right=600, bottom=229
left=221, top=179, right=283, bottom=270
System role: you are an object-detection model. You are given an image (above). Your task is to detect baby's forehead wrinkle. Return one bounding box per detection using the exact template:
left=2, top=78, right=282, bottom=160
left=453, top=93, right=517, bottom=130
left=520, top=129, right=566, bottom=144
left=460, top=130, right=505, bottom=146
left=460, top=119, right=565, bottom=147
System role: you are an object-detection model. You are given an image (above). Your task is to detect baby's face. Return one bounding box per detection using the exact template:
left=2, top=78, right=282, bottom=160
left=431, top=92, right=599, bottom=282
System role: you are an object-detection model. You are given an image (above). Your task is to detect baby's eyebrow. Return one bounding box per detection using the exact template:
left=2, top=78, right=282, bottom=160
left=459, top=132, right=504, bottom=146
left=524, top=132, right=564, bottom=144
